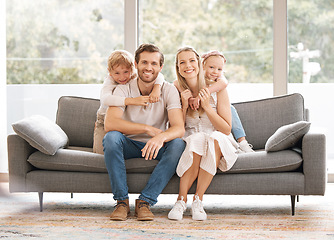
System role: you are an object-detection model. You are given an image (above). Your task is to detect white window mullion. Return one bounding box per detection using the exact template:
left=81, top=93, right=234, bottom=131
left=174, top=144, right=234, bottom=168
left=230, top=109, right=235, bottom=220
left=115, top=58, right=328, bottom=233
left=273, top=0, right=288, bottom=96
left=124, top=0, right=138, bottom=54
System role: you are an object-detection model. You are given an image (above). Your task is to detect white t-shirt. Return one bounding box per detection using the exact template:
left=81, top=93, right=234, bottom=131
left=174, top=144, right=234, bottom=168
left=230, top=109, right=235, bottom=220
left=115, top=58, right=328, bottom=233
left=112, top=78, right=181, bottom=142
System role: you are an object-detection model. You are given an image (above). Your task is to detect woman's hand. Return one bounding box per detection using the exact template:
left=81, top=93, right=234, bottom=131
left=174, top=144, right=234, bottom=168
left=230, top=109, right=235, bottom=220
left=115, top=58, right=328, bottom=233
left=180, top=89, right=193, bottom=109
left=198, top=88, right=211, bottom=111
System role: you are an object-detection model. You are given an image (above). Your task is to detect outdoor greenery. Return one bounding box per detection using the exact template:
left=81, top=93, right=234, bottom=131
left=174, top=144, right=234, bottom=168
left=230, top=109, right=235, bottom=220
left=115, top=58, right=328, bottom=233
left=6, top=0, right=334, bottom=84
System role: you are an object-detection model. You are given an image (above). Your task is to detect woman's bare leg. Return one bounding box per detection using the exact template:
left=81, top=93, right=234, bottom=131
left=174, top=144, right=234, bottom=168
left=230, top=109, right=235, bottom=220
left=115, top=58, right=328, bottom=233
left=178, top=152, right=202, bottom=202
left=194, top=140, right=222, bottom=201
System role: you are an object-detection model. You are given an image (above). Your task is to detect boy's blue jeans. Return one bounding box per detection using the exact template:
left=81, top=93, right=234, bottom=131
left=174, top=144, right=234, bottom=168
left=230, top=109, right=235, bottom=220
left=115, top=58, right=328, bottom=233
left=103, top=131, right=186, bottom=206
left=231, top=105, right=246, bottom=140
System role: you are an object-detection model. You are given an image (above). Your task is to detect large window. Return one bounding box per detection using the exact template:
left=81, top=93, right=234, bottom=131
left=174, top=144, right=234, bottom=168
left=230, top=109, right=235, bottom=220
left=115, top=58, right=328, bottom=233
left=139, top=0, right=273, bottom=84
left=288, top=0, right=334, bottom=160
left=6, top=0, right=124, bottom=84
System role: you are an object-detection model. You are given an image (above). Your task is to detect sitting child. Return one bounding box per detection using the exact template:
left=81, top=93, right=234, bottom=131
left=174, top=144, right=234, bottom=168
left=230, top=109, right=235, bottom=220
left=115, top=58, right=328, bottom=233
left=93, top=50, right=164, bottom=154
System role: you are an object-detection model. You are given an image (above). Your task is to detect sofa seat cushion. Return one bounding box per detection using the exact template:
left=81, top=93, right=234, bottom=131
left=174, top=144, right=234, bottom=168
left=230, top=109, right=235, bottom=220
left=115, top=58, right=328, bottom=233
left=28, top=148, right=302, bottom=174
left=219, top=149, right=303, bottom=174
left=27, top=149, right=159, bottom=173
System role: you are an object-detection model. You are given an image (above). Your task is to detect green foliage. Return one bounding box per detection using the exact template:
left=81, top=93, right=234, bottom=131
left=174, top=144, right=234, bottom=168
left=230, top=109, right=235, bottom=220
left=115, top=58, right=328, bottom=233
left=6, top=0, right=334, bottom=84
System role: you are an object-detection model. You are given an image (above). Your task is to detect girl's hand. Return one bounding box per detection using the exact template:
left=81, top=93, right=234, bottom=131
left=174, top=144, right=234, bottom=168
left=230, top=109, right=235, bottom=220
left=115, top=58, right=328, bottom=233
left=180, top=89, right=193, bottom=108
left=189, top=96, right=200, bottom=110
left=198, top=88, right=211, bottom=110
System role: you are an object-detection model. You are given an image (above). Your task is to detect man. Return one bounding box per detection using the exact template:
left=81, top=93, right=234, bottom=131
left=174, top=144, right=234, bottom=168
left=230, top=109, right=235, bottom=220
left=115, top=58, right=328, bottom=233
left=103, top=44, right=185, bottom=221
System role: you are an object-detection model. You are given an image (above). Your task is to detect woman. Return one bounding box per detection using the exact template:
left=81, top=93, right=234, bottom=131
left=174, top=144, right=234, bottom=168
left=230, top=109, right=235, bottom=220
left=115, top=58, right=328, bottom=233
left=168, top=47, right=239, bottom=221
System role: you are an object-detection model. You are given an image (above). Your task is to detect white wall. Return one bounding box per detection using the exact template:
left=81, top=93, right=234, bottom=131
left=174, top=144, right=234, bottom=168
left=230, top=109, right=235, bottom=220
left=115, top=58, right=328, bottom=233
left=1, top=0, right=7, bottom=173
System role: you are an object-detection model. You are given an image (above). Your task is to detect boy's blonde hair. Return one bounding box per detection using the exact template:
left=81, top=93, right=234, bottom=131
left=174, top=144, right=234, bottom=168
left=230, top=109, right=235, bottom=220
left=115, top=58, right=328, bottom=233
left=107, top=50, right=135, bottom=74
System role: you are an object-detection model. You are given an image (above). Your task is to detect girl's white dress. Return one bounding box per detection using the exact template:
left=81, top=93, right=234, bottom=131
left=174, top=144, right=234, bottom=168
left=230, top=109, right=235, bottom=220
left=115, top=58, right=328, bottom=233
left=176, top=93, right=239, bottom=177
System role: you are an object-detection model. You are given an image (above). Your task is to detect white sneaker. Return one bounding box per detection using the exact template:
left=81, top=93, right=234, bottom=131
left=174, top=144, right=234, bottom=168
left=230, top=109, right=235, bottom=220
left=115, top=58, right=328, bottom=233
left=191, top=195, right=207, bottom=221
left=168, top=197, right=186, bottom=221
left=238, top=140, right=255, bottom=153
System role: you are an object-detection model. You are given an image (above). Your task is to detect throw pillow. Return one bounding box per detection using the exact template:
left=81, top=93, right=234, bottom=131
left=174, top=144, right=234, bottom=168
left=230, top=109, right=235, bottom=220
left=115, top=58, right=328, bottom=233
left=265, top=121, right=311, bottom=152
left=12, top=115, right=69, bottom=155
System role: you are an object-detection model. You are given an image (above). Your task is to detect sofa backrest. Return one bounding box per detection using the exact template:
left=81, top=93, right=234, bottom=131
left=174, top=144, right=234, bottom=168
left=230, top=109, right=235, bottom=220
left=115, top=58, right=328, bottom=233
left=232, top=93, right=306, bottom=150
left=56, top=96, right=100, bottom=148
left=56, top=93, right=305, bottom=150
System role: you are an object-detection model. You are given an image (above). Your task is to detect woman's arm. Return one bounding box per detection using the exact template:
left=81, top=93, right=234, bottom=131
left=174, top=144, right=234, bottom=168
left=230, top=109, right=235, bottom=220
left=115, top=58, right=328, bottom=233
left=199, top=88, right=232, bottom=135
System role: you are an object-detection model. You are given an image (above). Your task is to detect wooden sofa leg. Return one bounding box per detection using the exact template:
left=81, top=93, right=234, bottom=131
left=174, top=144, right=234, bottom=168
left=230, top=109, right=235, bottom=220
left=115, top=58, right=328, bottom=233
left=290, top=195, right=296, bottom=216
left=38, top=192, right=43, bottom=212
left=71, top=193, right=73, bottom=198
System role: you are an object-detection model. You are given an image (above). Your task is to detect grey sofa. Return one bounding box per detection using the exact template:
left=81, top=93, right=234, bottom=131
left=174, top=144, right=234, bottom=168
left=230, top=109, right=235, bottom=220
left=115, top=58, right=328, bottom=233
left=7, top=93, right=326, bottom=215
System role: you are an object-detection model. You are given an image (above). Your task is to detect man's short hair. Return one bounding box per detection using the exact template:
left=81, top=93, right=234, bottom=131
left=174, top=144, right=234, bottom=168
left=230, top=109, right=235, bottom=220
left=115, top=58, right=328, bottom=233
left=135, top=43, right=164, bottom=67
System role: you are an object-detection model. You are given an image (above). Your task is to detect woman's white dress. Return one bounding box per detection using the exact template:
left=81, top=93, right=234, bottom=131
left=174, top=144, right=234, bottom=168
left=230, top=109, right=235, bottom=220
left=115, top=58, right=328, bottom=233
left=176, top=93, right=239, bottom=177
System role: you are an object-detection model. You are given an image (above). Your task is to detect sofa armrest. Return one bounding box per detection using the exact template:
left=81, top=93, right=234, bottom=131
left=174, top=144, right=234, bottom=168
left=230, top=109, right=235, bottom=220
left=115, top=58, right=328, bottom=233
left=7, top=134, right=36, bottom=192
left=302, top=132, right=326, bottom=195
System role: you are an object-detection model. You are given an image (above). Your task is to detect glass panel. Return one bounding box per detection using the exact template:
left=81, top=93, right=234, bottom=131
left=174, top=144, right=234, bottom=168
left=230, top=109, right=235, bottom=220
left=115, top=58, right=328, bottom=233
left=139, top=0, right=273, bottom=89
left=288, top=0, right=334, bottom=160
left=6, top=0, right=124, bottom=84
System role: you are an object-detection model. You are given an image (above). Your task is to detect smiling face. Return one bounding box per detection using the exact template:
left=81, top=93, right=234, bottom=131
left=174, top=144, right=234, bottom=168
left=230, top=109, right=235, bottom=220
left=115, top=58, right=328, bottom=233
left=177, top=50, right=200, bottom=81
left=203, top=56, right=225, bottom=81
left=109, top=64, right=132, bottom=85
left=135, top=51, right=162, bottom=84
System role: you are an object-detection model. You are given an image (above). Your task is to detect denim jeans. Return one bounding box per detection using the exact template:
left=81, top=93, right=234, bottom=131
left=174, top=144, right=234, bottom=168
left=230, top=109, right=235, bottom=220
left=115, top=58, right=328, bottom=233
left=103, top=131, right=186, bottom=206
left=231, top=105, right=246, bottom=140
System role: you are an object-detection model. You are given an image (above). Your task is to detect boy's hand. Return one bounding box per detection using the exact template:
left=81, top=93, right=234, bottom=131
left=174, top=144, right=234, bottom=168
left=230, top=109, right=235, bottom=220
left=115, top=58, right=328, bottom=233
left=149, top=92, right=160, bottom=103
left=150, top=84, right=161, bottom=103
left=189, top=97, right=200, bottom=110
left=125, top=96, right=150, bottom=106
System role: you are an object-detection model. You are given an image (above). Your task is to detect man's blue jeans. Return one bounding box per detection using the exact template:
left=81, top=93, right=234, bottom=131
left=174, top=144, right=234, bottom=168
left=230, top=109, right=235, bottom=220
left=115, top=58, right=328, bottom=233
left=103, top=131, right=186, bottom=206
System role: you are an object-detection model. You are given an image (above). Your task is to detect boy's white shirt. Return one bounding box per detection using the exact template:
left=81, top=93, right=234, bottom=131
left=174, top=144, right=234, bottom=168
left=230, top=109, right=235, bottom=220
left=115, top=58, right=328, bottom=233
left=97, top=72, right=165, bottom=116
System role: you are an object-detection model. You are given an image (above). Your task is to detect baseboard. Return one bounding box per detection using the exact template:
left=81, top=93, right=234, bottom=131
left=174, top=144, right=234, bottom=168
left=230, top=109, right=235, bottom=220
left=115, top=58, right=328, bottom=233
left=0, top=173, right=8, bottom=182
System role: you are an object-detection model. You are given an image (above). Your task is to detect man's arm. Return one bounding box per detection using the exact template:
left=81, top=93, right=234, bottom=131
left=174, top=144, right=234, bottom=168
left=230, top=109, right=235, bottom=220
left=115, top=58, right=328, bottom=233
left=141, top=108, right=185, bottom=160
left=104, top=106, right=162, bottom=136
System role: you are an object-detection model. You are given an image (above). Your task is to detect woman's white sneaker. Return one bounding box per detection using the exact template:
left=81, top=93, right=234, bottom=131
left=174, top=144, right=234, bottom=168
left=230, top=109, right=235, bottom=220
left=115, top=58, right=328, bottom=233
left=191, top=195, right=207, bottom=221
left=168, top=197, right=186, bottom=221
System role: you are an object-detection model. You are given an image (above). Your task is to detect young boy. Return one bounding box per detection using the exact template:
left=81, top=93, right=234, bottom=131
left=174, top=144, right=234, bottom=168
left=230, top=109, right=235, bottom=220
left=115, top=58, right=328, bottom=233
left=93, top=50, right=164, bottom=154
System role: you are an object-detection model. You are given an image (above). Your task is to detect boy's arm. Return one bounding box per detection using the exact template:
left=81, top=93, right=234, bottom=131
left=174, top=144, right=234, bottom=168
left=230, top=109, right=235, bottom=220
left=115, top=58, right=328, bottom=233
left=149, top=72, right=164, bottom=102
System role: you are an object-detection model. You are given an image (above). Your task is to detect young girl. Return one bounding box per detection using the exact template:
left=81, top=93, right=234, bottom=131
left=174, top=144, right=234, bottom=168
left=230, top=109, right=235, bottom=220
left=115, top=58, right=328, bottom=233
left=175, top=50, right=254, bottom=153
left=93, top=50, right=164, bottom=154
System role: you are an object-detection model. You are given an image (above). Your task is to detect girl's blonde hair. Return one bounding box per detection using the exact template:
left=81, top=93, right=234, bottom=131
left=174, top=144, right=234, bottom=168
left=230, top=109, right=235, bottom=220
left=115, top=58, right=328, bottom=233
left=107, top=50, right=136, bottom=79
left=175, top=46, right=213, bottom=115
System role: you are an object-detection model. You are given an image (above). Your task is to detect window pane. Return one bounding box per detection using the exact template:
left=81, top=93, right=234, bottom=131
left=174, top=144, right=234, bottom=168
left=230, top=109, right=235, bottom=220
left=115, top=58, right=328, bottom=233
left=6, top=0, right=124, bottom=84
left=288, top=0, right=334, bottom=160
left=139, top=0, right=273, bottom=85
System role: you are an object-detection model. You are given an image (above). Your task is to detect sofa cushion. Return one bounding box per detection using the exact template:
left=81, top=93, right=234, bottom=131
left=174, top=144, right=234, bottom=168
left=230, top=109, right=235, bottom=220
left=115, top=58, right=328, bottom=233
left=218, top=149, right=303, bottom=174
left=232, top=93, right=305, bottom=150
left=27, top=149, right=159, bottom=173
left=265, top=121, right=311, bottom=152
left=12, top=115, right=69, bottom=155
left=56, top=96, right=100, bottom=148
left=27, top=148, right=302, bottom=174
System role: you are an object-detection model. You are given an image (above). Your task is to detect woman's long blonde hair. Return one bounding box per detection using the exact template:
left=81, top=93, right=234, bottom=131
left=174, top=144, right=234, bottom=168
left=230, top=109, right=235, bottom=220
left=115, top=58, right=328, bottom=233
left=175, top=46, right=214, bottom=115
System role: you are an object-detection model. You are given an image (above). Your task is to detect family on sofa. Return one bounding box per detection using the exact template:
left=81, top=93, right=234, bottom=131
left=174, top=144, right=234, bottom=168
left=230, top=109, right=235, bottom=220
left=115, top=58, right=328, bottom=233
left=95, top=43, right=255, bottom=221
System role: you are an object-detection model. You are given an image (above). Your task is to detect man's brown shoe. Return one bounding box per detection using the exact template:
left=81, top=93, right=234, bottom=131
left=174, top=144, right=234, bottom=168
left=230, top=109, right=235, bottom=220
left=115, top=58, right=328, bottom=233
left=135, top=199, right=154, bottom=221
left=110, top=199, right=130, bottom=221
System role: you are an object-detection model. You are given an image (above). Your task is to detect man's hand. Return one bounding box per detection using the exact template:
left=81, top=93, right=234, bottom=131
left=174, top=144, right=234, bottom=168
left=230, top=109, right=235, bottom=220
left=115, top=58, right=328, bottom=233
left=141, top=134, right=165, bottom=160
left=145, top=125, right=163, bottom=137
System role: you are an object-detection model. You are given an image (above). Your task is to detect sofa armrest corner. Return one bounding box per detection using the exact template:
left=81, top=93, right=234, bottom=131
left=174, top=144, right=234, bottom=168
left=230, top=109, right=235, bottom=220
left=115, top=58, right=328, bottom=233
left=7, top=134, right=36, bottom=192
left=302, top=132, right=326, bottom=195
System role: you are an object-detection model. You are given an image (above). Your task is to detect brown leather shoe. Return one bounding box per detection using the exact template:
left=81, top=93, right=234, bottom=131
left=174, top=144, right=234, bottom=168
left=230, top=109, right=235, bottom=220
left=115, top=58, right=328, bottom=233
left=135, top=199, right=154, bottom=221
left=110, top=199, right=130, bottom=221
